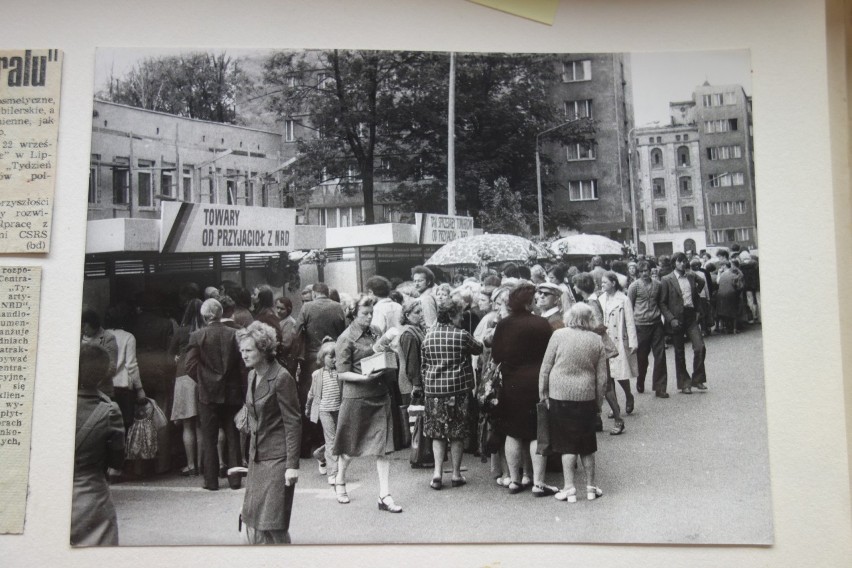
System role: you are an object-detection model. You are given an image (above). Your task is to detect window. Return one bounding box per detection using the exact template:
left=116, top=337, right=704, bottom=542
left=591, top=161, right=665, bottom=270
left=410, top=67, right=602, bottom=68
left=137, top=164, right=153, bottom=208
left=562, top=60, right=591, bottom=82
left=568, top=179, right=598, bottom=201
left=566, top=141, right=595, bottom=161
left=652, top=178, right=665, bottom=198
left=703, top=91, right=737, bottom=107
left=651, top=148, right=663, bottom=169
left=286, top=75, right=299, bottom=88
left=317, top=72, right=329, bottom=86
left=182, top=168, right=193, bottom=201
left=656, top=136, right=662, bottom=143
left=708, top=171, right=745, bottom=188
left=679, top=176, right=692, bottom=195
left=737, top=200, right=747, bottom=214
left=655, top=208, right=667, bottom=230
left=226, top=173, right=236, bottom=205
left=112, top=157, right=129, bottom=205
left=284, top=120, right=295, bottom=142
left=648, top=137, right=654, bottom=143
left=682, top=206, right=695, bottom=228
left=706, top=145, right=743, bottom=160
left=677, top=146, right=690, bottom=167
left=683, top=134, right=689, bottom=141
left=564, top=99, right=593, bottom=120
left=160, top=169, right=174, bottom=198
left=737, top=228, right=751, bottom=240
left=88, top=165, right=98, bottom=204
left=704, top=118, right=739, bottom=133
left=675, top=135, right=681, bottom=141
left=246, top=173, right=255, bottom=206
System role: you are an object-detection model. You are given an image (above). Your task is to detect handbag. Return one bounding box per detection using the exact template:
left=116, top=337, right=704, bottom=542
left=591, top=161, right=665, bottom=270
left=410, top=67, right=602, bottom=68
left=476, top=359, right=502, bottom=414
left=535, top=400, right=551, bottom=456
left=126, top=402, right=158, bottom=460
left=146, top=397, right=168, bottom=430
left=478, top=413, right=502, bottom=461
left=234, top=404, right=250, bottom=435
left=409, top=414, right=434, bottom=468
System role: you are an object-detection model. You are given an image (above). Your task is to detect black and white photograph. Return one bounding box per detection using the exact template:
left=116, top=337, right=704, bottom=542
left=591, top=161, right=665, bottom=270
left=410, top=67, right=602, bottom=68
left=73, top=46, right=771, bottom=546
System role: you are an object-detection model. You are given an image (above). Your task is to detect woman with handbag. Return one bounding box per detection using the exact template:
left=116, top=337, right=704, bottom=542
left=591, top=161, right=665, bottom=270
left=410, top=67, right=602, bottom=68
left=421, top=301, right=483, bottom=490
left=490, top=282, right=558, bottom=497
left=237, top=321, right=301, bottom=544
left=538, top=303, right=609, bottom=502
left=333, top=295, right=402, bottom=513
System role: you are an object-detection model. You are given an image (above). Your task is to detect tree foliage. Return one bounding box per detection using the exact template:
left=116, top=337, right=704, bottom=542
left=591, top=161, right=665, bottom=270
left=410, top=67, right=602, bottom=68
left=477, top=177, right=533, bottom=237
left=263, top=50, right=595, bottom=229
left=102, top=52, right=249, bottom=124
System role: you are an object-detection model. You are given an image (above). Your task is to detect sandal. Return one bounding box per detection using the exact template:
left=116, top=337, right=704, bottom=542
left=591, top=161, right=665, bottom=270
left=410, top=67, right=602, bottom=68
left=520, top=475, right=532, bottom=488
left=334, top=483, right=350, bottom=504
left=555, top=487, right=577, bottom=502
left=378, top=494, right=403, bottom=513
left=587, top=485, right=603, bottom=501
left=430, top=477, right=443, bottom=490
left=507, top=481, right=523, bottom=494
left=532, top=484, right=558, bottom=497
left=495, top=476, right=511, bottom=487
left=451, top=477, right=467, bottom=488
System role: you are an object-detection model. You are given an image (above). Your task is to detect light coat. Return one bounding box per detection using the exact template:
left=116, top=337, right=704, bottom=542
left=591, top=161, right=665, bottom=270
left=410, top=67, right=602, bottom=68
left=599, top=290, right=639, bottom=380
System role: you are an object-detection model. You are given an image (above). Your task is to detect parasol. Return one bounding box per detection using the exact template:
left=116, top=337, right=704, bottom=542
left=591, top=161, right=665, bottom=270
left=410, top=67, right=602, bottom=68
left=550, top=234, right=624, bottom=257
left=425, top=234, right=553, bottom=267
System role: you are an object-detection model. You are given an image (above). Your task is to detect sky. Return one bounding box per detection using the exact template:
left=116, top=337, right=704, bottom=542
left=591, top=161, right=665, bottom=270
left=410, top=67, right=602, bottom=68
left=94, top=47, right=753, bottom=127
left=629, top=49, right=752, bottom=127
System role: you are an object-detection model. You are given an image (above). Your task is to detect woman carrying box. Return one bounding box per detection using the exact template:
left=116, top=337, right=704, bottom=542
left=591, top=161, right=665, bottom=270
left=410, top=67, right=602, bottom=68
left=333, top=295, right=402, bottom=513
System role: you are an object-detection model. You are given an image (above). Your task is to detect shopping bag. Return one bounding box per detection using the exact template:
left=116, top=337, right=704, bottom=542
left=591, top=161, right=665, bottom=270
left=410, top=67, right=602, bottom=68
left=146, top=397, right=168, bottom=430
left=126, top=417, right=158, bottom=460
left=398, top=405, right=411, bottom=449
left=409, top=414, right=434, bottom=468
left=535, top=400, right=551, bottom=456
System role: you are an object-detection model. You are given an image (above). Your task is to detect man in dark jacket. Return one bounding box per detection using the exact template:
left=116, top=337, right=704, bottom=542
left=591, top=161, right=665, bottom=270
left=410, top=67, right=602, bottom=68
left=659, top=253, right=707, bottom=394
left=185, top=299, right=243, bottom=490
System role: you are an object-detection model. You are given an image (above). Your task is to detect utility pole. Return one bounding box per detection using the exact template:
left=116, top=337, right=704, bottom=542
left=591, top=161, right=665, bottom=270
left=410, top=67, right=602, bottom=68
left=447, top=52, right=456, bottom=216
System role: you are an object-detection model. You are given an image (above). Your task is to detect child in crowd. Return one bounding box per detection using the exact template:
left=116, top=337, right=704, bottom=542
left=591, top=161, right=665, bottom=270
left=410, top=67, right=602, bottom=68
left=305, top=340, right=344, bottom=496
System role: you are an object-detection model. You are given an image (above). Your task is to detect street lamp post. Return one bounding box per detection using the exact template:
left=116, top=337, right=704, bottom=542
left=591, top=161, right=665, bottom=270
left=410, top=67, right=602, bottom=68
left=627, top=127, right=640, bottom=251
left=535, top=119, right=582, bottom=239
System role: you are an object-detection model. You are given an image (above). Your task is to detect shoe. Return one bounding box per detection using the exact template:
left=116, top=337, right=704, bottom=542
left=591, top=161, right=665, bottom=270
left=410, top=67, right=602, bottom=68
left=636, top=384, right=645, bottom=394
left=532, top=484, right=558, bottom=497
left=625, top=395, right=635, bottom=415
left=430, top=477, right=443, bottom=490
left=655, top=392, right=670, bottom=399
left=607, top=411, right=615, bottom=419
left=203, top=484, right=219, bottom=491
left=555, top=487, right=577, bottom=502
left=682, top=387, right=693, bottom=394
left=609, top=421, right=625, bottom=435
left=317, top=460, right=327, bottom=475
left=218, top=466, right=228, bottom=479
left=451, top=477, right=467, bottom=488
left=694, top=383, right=707, bottom=391
left=508, top=481, right=523, bottom=494
left=334, top=483, right=350, bottom=504
left=378, top=494, right=403, bottom=513
left=180, top=466, right=198, bottom=477
left=327, top=475, right=336, bottom=486
left=587, top=486, right=603, bottom=500
left=495, top=476, right=511, bottom=487
left=520, top=475, right=532, bottom=488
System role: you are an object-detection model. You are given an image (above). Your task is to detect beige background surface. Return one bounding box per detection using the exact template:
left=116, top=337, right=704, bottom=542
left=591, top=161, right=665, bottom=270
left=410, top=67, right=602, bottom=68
left=0, top=0, right=850, bottom=566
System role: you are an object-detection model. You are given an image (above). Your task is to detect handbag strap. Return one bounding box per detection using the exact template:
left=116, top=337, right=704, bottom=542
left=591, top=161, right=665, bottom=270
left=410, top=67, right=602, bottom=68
left=75, top=399, right=111, bottom=451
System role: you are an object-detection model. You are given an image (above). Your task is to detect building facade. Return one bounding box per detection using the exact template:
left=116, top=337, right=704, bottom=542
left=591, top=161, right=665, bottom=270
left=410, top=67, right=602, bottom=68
left=89, top=100, right=289, bottom=221
left=542, top=53, right=635, bottom=241
left=634, top=124, right=706, bottom=256
left=670, top=83, right=757, bottom=248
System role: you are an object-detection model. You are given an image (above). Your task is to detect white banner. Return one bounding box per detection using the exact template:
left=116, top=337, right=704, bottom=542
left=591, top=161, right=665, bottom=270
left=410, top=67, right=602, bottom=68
left=417, top=213, right=475, bottom=245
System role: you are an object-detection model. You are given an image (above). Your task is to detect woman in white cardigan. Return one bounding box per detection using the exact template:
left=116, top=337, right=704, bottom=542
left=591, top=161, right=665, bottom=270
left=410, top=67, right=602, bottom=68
left=538, top=303, right=609, bottom=502
left=599, top=271, right=639, bottom=416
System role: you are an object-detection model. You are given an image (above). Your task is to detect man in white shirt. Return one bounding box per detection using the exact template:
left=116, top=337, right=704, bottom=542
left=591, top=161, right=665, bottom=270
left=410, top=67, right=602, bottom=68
left=411, top=265, right=438, bottom=328
left=367, top=275, right=403, bottom=334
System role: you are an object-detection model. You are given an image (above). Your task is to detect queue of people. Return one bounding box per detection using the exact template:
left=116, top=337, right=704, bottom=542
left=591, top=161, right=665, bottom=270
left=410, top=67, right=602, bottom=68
left=73, top=243, right=758, bottom=545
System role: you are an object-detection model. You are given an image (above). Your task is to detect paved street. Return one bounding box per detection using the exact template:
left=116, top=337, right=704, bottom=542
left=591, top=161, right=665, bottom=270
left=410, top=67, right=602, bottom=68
left=109, top=326, right=771, bottom=546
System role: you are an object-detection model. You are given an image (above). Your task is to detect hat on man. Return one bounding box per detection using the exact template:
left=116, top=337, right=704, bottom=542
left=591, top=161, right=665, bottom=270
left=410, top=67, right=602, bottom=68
left=536, top=282, right=562, bottom=295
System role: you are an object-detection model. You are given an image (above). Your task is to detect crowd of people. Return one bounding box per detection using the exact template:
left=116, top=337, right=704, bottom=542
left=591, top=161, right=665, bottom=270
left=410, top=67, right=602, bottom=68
left=72, top=244, right=759, bottom=545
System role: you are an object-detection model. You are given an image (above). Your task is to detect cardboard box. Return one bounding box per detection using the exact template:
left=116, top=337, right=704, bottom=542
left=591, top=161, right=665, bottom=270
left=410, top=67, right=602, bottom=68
left=360, top=351, right=398, bottom=375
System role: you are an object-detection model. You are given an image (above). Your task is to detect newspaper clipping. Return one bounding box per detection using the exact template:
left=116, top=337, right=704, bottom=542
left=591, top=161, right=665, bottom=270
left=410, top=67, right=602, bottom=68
left=0, top=266, right=41, bottom=534
left=0, top=49, right=61, bottom=253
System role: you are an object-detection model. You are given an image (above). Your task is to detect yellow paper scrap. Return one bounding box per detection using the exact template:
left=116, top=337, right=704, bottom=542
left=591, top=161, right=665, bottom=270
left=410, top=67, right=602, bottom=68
left=467, top=0, right=559, bottom=25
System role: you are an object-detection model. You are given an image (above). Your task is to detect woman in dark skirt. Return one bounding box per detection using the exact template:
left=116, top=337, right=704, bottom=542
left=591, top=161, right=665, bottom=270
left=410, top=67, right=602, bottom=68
left=237, top=322, right=301, bottom=544
left=491, top=282, right=557, bottom=497
left=421, top=301, right=483, bottom=489
left=538, top=303, right=609, bottom=503
left=333, top=295, right=402, bottom=513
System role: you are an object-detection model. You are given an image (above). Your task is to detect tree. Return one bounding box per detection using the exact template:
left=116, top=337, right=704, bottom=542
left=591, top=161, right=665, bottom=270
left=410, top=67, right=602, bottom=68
left=477, top=177, right=533, bottom=237
left=102, top=52, right=249, bottom=124
left=262, top=50, right=595, bottom=228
